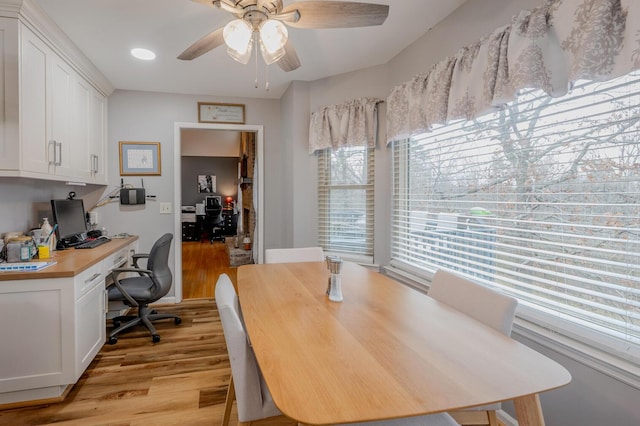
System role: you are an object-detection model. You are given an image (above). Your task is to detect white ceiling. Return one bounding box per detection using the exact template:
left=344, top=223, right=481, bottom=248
left=32, top=0, right=466, bottom=99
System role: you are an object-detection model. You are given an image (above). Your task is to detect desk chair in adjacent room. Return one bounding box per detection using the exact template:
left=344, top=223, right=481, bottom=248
left=428, top=269, right=518, bottom=426
left=107, top=233, right=182, bottom=344
left=264, top=246, right=324, bottom=263
left=204, top=196, right=224, bottom=243
left=215, top=273, right=458, bottom=426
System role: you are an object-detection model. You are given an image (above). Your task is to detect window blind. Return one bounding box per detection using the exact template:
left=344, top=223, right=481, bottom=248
left=392, top=71, right=640, bottom=362
left=318, top=147, right=374, bottom=258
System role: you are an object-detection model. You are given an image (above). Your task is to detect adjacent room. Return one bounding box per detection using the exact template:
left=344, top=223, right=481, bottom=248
left=0, top=0, right=638, bottom=425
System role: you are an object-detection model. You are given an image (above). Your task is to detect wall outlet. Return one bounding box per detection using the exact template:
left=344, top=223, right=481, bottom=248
left=159, top=202, right=172, bottom=214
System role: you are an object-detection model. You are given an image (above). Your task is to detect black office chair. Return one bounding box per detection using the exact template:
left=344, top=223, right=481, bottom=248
left=107, top=233, right=181, bottom=344
left=204, top=197, right=224, bottom=243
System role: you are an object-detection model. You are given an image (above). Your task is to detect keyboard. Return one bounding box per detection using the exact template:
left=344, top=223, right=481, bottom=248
left=75, top=238, right=111, bottom=249
left=0, top=261, right=56, bottom=272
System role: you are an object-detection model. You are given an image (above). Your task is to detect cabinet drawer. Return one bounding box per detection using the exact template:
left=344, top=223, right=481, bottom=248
left=103, top=248, right=129, bottom=274
left=74, top=262, right=103, bottom=300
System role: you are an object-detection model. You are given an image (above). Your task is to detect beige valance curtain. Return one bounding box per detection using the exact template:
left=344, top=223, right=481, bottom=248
left=386, top=0, right=640, bottom=144
left=309, top=97, right=383, bottom=154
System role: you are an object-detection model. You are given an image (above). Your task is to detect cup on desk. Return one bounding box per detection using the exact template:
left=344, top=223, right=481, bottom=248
left=38, top=244, right=50, bottom=259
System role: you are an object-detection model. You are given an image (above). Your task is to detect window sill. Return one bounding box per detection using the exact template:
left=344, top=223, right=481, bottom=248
left=513, top=317, right=640, bottom=391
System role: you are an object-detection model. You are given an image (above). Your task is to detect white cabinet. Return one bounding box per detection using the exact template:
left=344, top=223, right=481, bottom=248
left=89, top=86, right=107, bottom=184
left=0, top=19, right=108, bottom=184
left=0, top=238, right=138, bottom=406
left=19, top=24, right=49, bottom=174
left=74, top=264, right=106, bottom=377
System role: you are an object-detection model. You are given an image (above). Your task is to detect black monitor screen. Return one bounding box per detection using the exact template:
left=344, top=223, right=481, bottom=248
left=51, top=199, right=88, bottom=242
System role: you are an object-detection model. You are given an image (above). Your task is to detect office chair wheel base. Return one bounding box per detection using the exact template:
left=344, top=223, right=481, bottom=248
left=152, top=334, right=161, bottom=343
left=175, top=318, right=182, bottom=325
left=108, top=336, right=118, bottom=345
left=113, top=320, right=121, bottom=328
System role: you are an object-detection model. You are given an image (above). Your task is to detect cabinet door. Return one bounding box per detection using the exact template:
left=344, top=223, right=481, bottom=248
left=50, top=54, right=78, bottom=178
left=67, top=75, right=92, bottom=180
left=75, top=277, right=105, bottom=379
left=89, top=87, right=106, bottom=184
left=19, top=27, right=50, bottom=174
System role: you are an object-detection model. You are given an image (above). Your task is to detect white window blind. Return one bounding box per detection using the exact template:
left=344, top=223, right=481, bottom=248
left=318, top=146, right=374, bottom=258
left=392, top=71, right=640, bottom=362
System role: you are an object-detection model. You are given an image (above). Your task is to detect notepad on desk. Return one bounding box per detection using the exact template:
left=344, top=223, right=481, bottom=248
left=0, top=261, right=57, bottom=272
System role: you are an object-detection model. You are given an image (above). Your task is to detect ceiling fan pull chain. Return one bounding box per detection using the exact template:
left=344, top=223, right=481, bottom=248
left=265, top=64, right=270, bottom=91
left=254, top=33, right=259, bottom=89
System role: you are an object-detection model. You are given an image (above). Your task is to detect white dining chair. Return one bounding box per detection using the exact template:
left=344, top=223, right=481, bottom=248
left=428, top=269, right=518, bottom=426
left=264, top=246, right=324, bottom=263
left=215, top=273, right=287, bottom=426
left=215, top=273, right=460, bottom=426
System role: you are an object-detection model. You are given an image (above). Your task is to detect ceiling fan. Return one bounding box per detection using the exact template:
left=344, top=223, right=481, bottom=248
left=178, top=0, right=390, bottom=72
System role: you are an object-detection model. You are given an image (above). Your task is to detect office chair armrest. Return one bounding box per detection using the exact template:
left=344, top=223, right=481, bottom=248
left=131, top=253, right=150, bottom=269
left=109, top=267, right=153, bottom=307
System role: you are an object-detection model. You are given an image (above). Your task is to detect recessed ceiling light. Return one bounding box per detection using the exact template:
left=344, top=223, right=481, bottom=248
left=131, top=48, right=156, bottom=60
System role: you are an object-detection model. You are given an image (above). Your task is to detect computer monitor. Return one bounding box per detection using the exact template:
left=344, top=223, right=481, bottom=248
left=51, top=199, right=88, bottom=247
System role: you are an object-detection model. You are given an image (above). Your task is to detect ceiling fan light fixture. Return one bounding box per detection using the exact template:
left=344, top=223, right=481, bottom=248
left=259, top=19, right=288, bottom=54
left=227, top=37, right=254, bottom=64
left=259, top=39, right=285, bottom=65
left=223, top=19, right=253, bottom=53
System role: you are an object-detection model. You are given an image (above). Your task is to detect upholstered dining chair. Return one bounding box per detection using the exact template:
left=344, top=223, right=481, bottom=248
left=264, top=246, right=324, bottom=263
left=215, top=273, right=460, bottom=426
left=428, top=269, right=518, bottom=426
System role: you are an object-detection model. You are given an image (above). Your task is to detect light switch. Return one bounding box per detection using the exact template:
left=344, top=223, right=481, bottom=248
left=159, top=202, right=172, bottom=214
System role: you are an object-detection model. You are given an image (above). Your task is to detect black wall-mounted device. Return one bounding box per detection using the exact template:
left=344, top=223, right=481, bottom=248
left=120, top=188, right=146, bottom=205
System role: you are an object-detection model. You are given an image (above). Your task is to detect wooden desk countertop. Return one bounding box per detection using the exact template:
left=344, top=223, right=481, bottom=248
left=0, top=236, right=138, bottom=281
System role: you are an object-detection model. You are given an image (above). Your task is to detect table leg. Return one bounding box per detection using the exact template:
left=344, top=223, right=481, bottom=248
left=513, top=393, right=545, bottom=426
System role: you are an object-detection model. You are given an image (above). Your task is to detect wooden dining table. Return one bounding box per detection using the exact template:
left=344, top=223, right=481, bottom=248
left=237, top=261, right=571, bottom=426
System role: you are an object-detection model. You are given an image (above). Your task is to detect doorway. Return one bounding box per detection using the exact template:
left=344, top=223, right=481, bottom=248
left=173, top=122, right=264, bottom=302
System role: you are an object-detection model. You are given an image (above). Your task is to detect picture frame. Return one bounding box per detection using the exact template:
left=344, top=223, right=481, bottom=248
left=197, top=174, right=216, bottom=193
left=119, top=141, right=161, bottom=176
left=198, top=102, right=245, bottom=124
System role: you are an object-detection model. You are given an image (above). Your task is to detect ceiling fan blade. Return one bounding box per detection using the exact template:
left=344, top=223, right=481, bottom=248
left=178, top=27, right=225, bottom=60
left=281, top=1, right=389, bottom=29
left=277, top=41, right=301, bottom=72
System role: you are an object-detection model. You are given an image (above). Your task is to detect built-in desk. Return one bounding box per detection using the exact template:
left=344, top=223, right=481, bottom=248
left=0, top=236, right=138, bottom=407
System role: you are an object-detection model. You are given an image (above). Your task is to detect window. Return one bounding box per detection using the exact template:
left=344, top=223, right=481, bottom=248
left=318, top=146, right=374, bottom=260
left=392, top=71, right=640, bottom=363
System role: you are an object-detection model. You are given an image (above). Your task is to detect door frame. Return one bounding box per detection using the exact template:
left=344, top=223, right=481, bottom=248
left=173, top=122, right=264, bottom=302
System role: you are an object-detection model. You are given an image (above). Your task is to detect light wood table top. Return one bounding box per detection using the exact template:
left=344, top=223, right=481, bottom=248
left=0, top=236, right=138, bottom=280
left=237, top=261, right=571, bottom=426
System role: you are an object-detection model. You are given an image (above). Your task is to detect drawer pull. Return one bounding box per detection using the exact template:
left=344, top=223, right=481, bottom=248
left=85, top=273, right=102, bottom=284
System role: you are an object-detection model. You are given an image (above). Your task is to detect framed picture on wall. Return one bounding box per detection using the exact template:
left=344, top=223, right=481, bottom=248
left=119, top=141, right=161, bottom=176
left=198, top=175, right=216, bottom=193
left=198, top=102, right=245, bottom=124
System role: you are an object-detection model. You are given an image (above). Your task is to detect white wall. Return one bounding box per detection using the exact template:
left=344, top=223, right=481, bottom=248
left=99, top=90, right=282, bottom=297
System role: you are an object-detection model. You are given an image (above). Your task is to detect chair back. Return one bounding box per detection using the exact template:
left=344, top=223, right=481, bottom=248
left=215, top=273, right=280, bottom=422
left=428, top=269, right=517, bottom=336
left=264, top=246, right=324, bottom=264
left=147, top=233, right=173, bottom=300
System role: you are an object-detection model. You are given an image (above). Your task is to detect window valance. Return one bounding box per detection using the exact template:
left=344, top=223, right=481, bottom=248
left=386, top=0, right=640, bottom=144
left=309, top=97, right=383, bottom=154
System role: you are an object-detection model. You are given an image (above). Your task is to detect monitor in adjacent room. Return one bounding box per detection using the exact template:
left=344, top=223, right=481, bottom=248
left=51, top=198, right=88, bottom=245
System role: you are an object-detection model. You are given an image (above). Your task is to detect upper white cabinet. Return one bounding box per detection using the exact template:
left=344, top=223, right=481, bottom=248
left=0, top=10, right=109, bottom=185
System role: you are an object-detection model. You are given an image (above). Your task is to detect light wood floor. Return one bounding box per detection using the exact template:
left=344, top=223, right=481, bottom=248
left=0, top=299, right=297, bottom=426
left=182, top=240, right=237, bottom=299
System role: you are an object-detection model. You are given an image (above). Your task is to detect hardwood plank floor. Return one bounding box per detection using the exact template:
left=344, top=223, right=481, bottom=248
left=182, top=241, right=237, bottom=299
left=0, top=299, right=296, bottom=426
